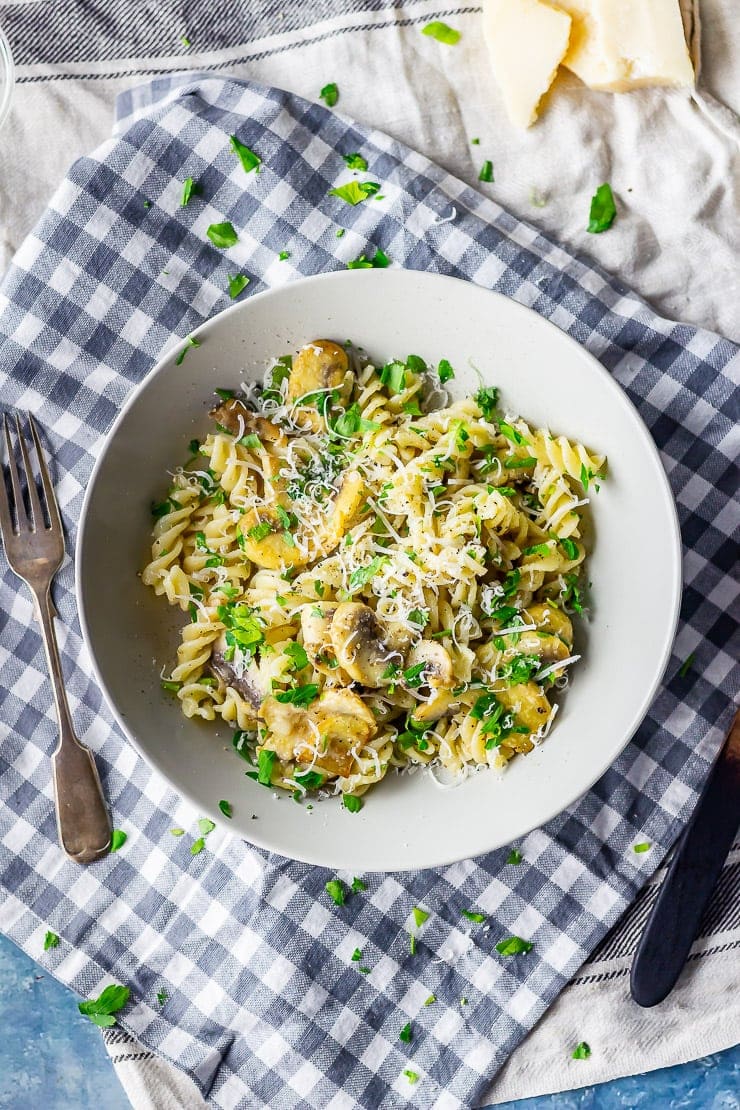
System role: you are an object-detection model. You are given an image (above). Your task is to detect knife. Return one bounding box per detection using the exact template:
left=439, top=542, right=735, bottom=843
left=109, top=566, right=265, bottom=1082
left=630, top=711, right=740, bottom=1007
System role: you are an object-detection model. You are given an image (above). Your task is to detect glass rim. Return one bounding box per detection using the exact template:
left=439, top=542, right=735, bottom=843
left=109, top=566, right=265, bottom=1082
left=0, top=27, right=15, bottom=134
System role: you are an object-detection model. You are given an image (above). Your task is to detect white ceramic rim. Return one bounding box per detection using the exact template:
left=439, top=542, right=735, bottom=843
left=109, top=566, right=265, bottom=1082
left=77, top=270, right=682, bottom=869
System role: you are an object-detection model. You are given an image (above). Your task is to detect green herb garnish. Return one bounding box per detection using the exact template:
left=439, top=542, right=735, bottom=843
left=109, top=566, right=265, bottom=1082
left=181, top=177, right=200, bottom=206
left=257, top=749, right=278, bottom=785
left=207, top=221, right=239, bottom=249
left=633, top=842, right=651, bottom=854
left=274, top=684, right=320, bottom=707
left=190, top=838, right=205, bottom=855
left=170, top=827, right=185, bottom=836
left=403, top=1069, right=419, bottom=1084
left=462, top=909, right=486, bottom=923
left=284, top=642, right=309, bottom=671
left=343, top=152, right=368, bottom=171
left=325, top=878, right=347, bottom=905
left=349, top=556, right=387, bottom=592
left=351, top=947, right=363, bottom=961
left=343, top=795, right=363, bottom=813
left=197, top=818, right=215, bottom=836
left=228, top=274, right=250, bottom=299
left=230, top=135, right=261, bottom=174
left=678, top=653, right=695, bottom=678
left=329, top=180, right=381, bottom=206
left=44, top=930, right=60, bottom=950
left=478, top=160, right=494, bottom=183
left=424, top=994, right=436, bottom=1006
left=412, top=907, right=430, bottom=927
left=421, top=21, right=460, bottom=44
left=438, top=359, right=455, bottom=384
left=320, top=82, right=339, bottom=107
left=175, top=335, right=201, bottom=365
left=248, top=521, right=273, bottom=542
left=399, top=1022, right=412, bottom=1043
left=506, top=848, right=523, bottom=865
left=496, top=935, right=533, bottom=956
left=110, top=829, right=127, bottom=852
left=587, top=183, right=616, bottom=233
left=351, top=877, right=367, bottom=893
left=475, top=386, right=499, bottom=420
left=78, top=984, right=130, bottom=1028
left=572, top=1041, right=591, bottom=1059
left=218, top=800, right=233, bottom=819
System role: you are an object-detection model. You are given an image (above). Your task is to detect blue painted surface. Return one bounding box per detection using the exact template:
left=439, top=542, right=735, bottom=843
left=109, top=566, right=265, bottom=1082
left=0, top=931, right=737, bottom=1109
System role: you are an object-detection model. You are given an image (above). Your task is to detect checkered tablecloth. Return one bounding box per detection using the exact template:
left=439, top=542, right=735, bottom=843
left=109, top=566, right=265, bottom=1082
left=0, top=74, right=737, bottom=1109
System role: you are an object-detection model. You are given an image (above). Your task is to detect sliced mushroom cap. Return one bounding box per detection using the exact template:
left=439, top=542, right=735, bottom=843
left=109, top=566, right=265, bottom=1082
left=510, top=630, right=571, bottom=665
left=404, top=640, right=456, bottom=721
left=330, top=602, right=398, bottom=686
left=316, top=471, right=366, bottom=555
left=496, top=682, right=551, bottom=734
left=301, top=603, right=342, bottom=677
left=209, top=397, right=286, bottom=444
left=237, top=506, right=309, bottom=571
left=287, top=340, right=352, bottom=406
left=261, top=687, right=376, bottom=778
left=209, top=632, right=267, bottom=712
left=526, top=603, right=573, bottom=648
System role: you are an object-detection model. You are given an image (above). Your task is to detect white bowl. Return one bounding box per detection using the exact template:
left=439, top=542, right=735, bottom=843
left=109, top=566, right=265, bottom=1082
left=77, top=270, right=681, bottom=871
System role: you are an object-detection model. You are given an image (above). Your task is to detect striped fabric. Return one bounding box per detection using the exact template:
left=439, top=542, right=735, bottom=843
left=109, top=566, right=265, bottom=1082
left=0, top=74, right=737, bottom=1109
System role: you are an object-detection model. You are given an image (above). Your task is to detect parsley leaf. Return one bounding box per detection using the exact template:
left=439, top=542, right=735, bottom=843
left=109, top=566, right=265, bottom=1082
left=399, top=1022, right=412, bottom=1043
left=157, top=989, right=168, bottom=1006
left=329, top=180, right=381, bottom=206
left=197, top=818, right=215, bottom=836
left=506, top=848, right=523, bottom=865
left=499, top=420, right=529, bottom=446
left=351, top=947, right=363, bottom=961
left=44, top=930, right=60, bottom=950
left=587, top=183, right=616, bottom=233
left=379, top=360, right=407, bottom=394
left=559, top=537, right=579, bottom=561
left=229, top=135, right=261, bottom=174
left=325, top=878, right=347, bottom=905
left=343, top=152, right=368, bottom=171
left=274, top=684, right=320, bottom=707
left=403, top=1069, right=419, bottom=1084
left=678, top=653, right=695, bottom=678
left=438, top=358, right=455, bottom=384
left=175, top=335, right=201, bottom=365
left=78, top=984, right=130, bottom=1028
left=421, top=21, right=460, bottom=44
left=257, top=749, right=278, bottom=785
left=346, top=248, right=390, bottom=269
left=218, top=800, right=233, bottom=819
left=190, top=837, right=205, bottom=855
left=633, top=842, right=651, bottom=854
left=475, top=386, right=499, bottom=420
left=478, top=160, right=494, bottom=183
left=180, top=177, right=200, bottom=206
left=349, top=556, right=387, bottom=592
left=320, top=82, right=339, bottom=107
left=496, top=935, right=533, bottom=956
left=351, top=877, right=367, bottom=893
left=207, top=221, right=239, bottom=249
left=572, top=1041, right=592, bottom=1060
left=424, top=994, right=436, bottom=1006
left=110, top=829, right=127, bottom=852
left=228, top=274, right=250, bottom=299
left=462, top=909, right=486, bottom=923
left=343, top=795, right=363, bottom=813
left=412, top=906, right=430, bottom=927
left=284, top=642, right=309, bottom=671
left=248, top=520, right=273, bottom=542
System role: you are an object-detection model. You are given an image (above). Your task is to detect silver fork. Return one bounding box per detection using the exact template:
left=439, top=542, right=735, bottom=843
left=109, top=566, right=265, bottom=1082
left=0, top=413, right=111, bottom=863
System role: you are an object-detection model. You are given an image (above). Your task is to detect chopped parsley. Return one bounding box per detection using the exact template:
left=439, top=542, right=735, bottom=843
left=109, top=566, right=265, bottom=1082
left=343, top=152, right=368, bottom=171
left=278, top=250, right=290, bottom=261
left=408, top=609, right=429, bottom=628
left=110, top=829, right=127, bottom=852
left=409, top=933, right=417, bottom=955
left=157, top=989, right=168, bottom=1006
left=175, top=335, right=201, bottom=365
left=505, top=456, right=537, bottom=469
left=230, top=135, right=261, bottom=174
left=403, top=1069, right=419, bottom=1084
left=380, top=360, right=407, bottom=394
left=351, top=947, right=363, bottom=962
left=421, top=20, right=460, bottom=44
left=559, top=537, right=579, bottom=561
left=78, top=984, right=131, bottom=1028
left=44, top=930, right=60, bottom=951
left=325, top=878, right=347, bottom=905
left=438, top=358, right=455, bottom=384
left=499, top=421, right=529, bottom=446
left=495, top=935, right=533, bottom=957
left=319, top=82, right=339, bottom=107
left=478, top=160, right=494, bottom=183
left=572, top=1041, right=591, bottom=1060
left=349, top=556, right=387, bottom=592
left=462, top=909, right=486, bottom=923
left=403, top=662, right=427, bottom=689
left=294, top=770, right=324, bottom=790
left=343, top=795, right=363, bottom=813
left=197, top=818, right=215, bottom=836
left=228, top=274, right=250, bottom=299
left=190, top=838, right=205, bottom=855
left=180, top=177, right=200, bottom=206
left=412, top=906, right=430, bottom=927
left=284, top=642, right=309, bottom=671
left=346, top=250, right=390, bottom=269
left=218, top=800, right=233, bottom=819
left=399, top=1022, right=412, bottom=1043
left=257, top=748, right=278, bottom=785
left=678, top=653, right=695, bottom=678
left=207, top=221, right=239, bottom=249
left=633, top=842, right=651, bottom=854
left=329, top=180, right=380, bottom=206
left=424, top=994, right=436, bottom=1006
left=506, top=848, right=523, bottom=865
left=170, top=827, right=185, bottom=836
left=351, top=877, right=367, bottom=893
left=218, top=602, right=265, bottom=659
left=247, top=520, right=273, bottom=542
left=587, top=183, right=616, bottom=233
left=475, top=386, right=499, bottom=420
left=274, top=684, right=320, bottom=707
left=580, top=463, right=606, bottom=491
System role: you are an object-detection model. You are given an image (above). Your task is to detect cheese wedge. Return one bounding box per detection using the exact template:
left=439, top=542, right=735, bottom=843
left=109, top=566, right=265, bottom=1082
left=482, top=0, right=572, bottom=129
left=555, top=0, right=694, bottom=91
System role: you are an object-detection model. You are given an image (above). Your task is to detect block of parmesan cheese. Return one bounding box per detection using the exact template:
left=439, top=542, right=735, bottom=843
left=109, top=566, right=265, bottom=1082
left=482, top=0, right=572, bottom=129
left=555, top=0, right=694, bottom=91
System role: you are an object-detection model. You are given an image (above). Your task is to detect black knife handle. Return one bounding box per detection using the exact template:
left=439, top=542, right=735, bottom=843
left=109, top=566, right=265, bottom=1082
left=630, top=716, right=740, bottom=1007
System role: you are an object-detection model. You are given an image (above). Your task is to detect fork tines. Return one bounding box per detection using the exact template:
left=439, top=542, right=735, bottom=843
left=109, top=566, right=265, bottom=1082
left=0, top=412, right=61, bottom=538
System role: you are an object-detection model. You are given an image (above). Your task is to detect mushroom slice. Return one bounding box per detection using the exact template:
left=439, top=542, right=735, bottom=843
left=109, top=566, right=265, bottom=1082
left=526, top=603, right=573, bottom=648
left=330, top=602, right=398, bottom=686
left=404, top=640, right=456, bottom=722
left=261, top=687, right=376, bottom=778
left=301, top=603, right=342, bottom=677
left=237, top=505, right=309, bottom=571
left=316, top=471, right=365, bottom=555
left=210, top=397, right=285, bottom=444
left=510, top=629, right=571, bottom=665
left=209, top=632, right=267, bottom=712
left=496, top=682, right=551, bottom=735
left=287, top=340, right=353, bottom=431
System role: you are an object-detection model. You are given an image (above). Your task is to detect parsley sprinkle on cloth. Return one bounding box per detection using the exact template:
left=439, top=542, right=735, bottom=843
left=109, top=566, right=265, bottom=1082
left=0, top=72, right=736, bottom=1110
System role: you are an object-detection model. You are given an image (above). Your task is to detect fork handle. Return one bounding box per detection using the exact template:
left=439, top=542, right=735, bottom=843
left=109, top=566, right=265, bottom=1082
left=34, top=587, right=112, bottom=863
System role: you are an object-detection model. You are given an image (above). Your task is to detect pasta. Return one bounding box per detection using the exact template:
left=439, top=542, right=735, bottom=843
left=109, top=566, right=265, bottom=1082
left=143, top=340, right=606, bottom=806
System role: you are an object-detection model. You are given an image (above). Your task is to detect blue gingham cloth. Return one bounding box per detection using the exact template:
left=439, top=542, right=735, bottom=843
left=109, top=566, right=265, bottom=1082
left=0, top=74, right=738, bottom=1110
